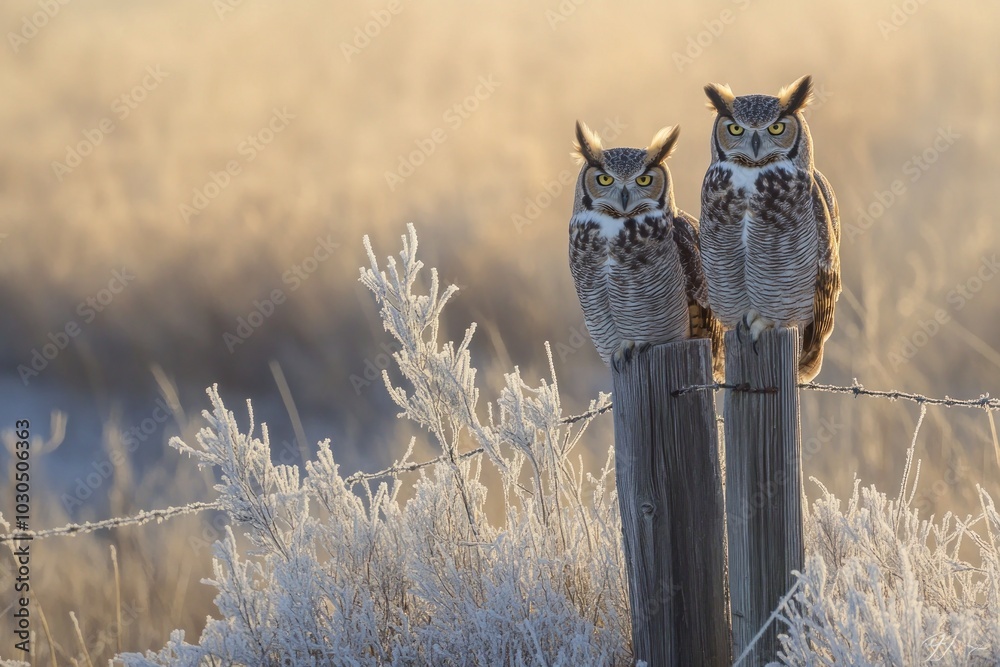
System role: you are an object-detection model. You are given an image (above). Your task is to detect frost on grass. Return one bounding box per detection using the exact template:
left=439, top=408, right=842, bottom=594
left=776, top=407, right=1000, bottom=666
left=120, top=224, right=625, bottom=666
left=119, top=226, right=1000, bottom=666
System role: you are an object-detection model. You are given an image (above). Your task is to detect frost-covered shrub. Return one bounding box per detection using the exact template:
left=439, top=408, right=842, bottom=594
left=120, top=225, right=625, bottom=666
left=776, top=410, right=1000, bottom=666
left=118, top=225, right=1000, bottom=666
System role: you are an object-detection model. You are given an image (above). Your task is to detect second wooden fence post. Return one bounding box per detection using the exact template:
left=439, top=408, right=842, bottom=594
left=612, top=339, right=731, bottom=666
left=724, top=327, right=803, bottom=665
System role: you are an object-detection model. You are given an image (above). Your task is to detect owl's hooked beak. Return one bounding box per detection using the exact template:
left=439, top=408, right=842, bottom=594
left=620, top=187, right=630, bottom=211
left=751, top=131, right=762, bottom=158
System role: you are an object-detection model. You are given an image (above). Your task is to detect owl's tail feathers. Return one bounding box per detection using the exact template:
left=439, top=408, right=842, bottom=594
left=799, top=322, right=826, bottom=382
left=689, top=304, right=726, bottom=382
left=803, top=249, right=841, bottom=382
left=709, top=315, right=726, bottom=382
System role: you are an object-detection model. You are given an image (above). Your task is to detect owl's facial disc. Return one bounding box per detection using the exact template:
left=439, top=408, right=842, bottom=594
left=718, top=116, right=797, bottom=166
left=587, top=167, right=665, bottom=217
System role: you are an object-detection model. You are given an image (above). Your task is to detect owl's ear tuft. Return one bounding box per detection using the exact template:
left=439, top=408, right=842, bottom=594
left=645, top=125, right=680, bottom=166
left=704, top=83, right=735, bottom=115
left=778, top=75, right=813, bottom=114
left=573, top=120, right=604, bottom=166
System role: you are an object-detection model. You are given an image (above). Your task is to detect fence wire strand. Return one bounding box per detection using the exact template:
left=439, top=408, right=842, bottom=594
left=3, top=380, right=995, bottom=543
left=0, top=501, right=220, bottom=543
left=802, top=380, right=1000, bottom=410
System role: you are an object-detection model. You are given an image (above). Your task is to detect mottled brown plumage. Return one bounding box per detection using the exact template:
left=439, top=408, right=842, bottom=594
left=699, top=76, right=840, bottom=381
left=568, top=122, right=724, bottom=378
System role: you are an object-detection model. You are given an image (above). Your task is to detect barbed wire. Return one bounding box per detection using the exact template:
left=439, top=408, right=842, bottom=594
left=672, top=382, right=778, bottom=397
left=4, top=380, right=994, bottom=543
left=802, top=380, right=1000, bottom=410
left=0, top=501, right=220, bottom=544
left=560, top=401, right=613, bottom=424
left=673, top=379, right=1000, bottom=411
left=0, top=403, right=613, bottom=543
left=344, top=448, right=485, bottom=486
left=343, top=403, right=614, bottom=485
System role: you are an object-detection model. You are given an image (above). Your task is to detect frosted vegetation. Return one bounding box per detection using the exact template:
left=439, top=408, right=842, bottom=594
left=4, top=3, right=1000, bottom=658
left=784, top=415, right=1000, bottom=665
left=95, top=227, right=997, bottom=665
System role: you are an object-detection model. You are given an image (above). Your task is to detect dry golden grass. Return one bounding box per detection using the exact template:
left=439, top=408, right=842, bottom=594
left=1, top=0, right=999, bottom=661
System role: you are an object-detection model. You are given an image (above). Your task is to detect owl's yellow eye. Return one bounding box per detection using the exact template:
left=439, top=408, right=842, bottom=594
left=635, top=174, right=652, bottom=187
left=596, top=174, right=614, bottom=186
left=727, top=123, right=744, bottom=136
left=768, top=122, right=786, bottom=135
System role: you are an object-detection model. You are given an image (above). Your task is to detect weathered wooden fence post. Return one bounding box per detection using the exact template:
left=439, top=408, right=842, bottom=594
left=612, top=339, right=731, bottom=666
left=724, top=327, right=803, bottom=665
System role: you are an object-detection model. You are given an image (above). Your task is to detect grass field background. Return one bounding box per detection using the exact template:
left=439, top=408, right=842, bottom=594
left=1, top=0, right=999, bottom=660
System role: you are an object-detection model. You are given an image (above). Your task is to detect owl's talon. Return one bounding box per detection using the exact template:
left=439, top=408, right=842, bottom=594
left=749, top=316, right=774, bottom=343
left=612, top=340, right=646, bottom=371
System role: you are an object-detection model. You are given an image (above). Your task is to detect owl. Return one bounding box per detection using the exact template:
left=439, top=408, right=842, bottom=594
left=568, top=121, right=724, bottom=377
left=699, top=75, right=841, bottom=382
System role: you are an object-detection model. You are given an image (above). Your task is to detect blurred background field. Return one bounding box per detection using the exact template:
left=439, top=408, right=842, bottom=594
left=1, top=0, right=999, bottom=661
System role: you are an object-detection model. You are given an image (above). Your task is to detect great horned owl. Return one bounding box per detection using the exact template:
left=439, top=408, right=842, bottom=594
left=568, top=121, right=723, bottom=377
left=699, top=75, right=841, bottom=381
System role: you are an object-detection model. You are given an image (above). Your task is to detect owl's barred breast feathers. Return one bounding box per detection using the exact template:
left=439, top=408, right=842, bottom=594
left=699, top=75, right=841, bottom=381
left=567, top=121, right=724, bottom=376
left=565, top=77, right=838, bottom=381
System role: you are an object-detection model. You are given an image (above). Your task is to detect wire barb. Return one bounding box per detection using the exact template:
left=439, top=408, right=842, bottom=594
left=802, top=380, right=1000, bottom=410
left=6, top=378, right=997, bottom=544
left=671, top=382, right=779, bottom=397
left=344, top=447, right=485, bottom=486
left=670, top=378, right=1000, bottom=411
left=0, top=501, right=221, bottom=543
left=0, top=404, right=613, bottom=543
left=560, top=403, right=613, bottom=424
